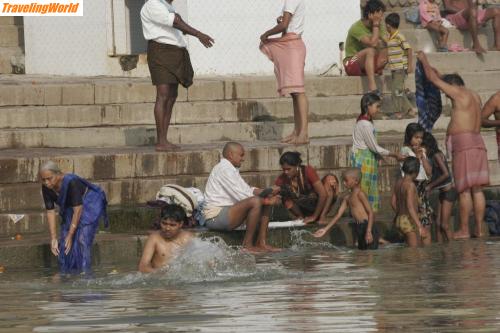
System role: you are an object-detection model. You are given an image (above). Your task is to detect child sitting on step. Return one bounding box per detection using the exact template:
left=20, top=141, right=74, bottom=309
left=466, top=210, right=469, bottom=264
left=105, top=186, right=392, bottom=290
left=419, top=0, right=451, bottom=52
left=313, top=168, right=379, bottom=250
left=384, top=13, right=417, bottom=118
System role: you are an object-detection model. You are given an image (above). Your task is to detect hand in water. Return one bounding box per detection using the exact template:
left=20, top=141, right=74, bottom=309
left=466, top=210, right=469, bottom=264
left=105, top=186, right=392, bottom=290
left=303, top=216, right=317, bottom=224
left=365, top=230, right=373, bottom=244
left=313, top=228, right=328, bottom=238
left=51, top=239, right=59, bottom=256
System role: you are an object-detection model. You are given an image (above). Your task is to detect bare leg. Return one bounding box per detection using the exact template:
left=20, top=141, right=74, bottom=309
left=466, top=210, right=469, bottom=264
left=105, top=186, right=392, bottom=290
left=291, top=93, right=309, bottom=145
left=357, top=47, right=378, bottom=91
left=282, top=97, right=299, bottom=143
left=406, top=231, right=419, bottom=248
left=471, top=186, right=486, bottom=237
left=484, top=7, right=500, bottom=50
left=256, top=206, right=281, bottom=252
left=426, top=21, right=449, bottom=49
left=422, top=225, right=432, bottom=246
left=227, top=197, right=264, bottom=250
left=154, top=84, right=179, bottom=151
left=455, top=190, right=473, bottom=239
left=440, top=199, right=454, bottom=242
left=375, top=48, right=388, bottom=73
left=463, top=4, right=487, bottom=54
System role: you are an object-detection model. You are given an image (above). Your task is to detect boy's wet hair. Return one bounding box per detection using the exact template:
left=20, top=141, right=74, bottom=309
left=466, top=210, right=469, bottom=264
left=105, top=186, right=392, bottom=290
left=403, top=123, right=425, bottom=146
left=363, top=0, right=386, bottom=19
left=385, top=13, right=400, bottom=29
left=402, top=156, right=420, bottom=175
left=360, top=92, right=382, bottom=116
left=442, top=74, right=465, bottom=87
left=342, top=168, right=361, bottom=182
left=279, top=151, right=303, bottom=167
left=160, top=204, right=187, bottom=224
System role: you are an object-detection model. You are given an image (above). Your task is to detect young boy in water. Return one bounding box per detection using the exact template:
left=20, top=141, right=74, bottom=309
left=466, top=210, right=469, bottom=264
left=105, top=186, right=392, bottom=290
left=314, top=168, right=379, bottom=250
left=392, top=157, right=428, bottom=247
left=138, top=204, right=194, bottom=273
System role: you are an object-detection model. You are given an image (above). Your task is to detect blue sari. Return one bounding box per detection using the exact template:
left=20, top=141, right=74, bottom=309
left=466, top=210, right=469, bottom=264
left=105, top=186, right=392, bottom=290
left=56, top=174, right=108, bottom=274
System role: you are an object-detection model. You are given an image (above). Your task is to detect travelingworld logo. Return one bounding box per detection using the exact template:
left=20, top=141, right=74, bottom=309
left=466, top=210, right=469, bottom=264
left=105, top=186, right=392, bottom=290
left=1, top=0, right=82, bottom=16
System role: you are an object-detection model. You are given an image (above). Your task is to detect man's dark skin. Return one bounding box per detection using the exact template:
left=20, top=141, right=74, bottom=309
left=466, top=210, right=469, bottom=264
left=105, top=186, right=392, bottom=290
left=154, top=0, right=215, bottom=151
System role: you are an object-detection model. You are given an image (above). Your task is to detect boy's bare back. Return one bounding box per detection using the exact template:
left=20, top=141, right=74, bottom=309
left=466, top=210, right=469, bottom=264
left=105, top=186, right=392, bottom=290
left=143, top=230, right=193, bottom=272
left=394, top=178, right=418, bottom=216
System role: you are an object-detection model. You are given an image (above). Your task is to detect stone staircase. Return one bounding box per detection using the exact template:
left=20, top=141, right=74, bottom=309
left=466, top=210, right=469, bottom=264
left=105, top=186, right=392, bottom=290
left=1, top=2, right=500, bottom=248
left=0, top=17, right=24, bottom=74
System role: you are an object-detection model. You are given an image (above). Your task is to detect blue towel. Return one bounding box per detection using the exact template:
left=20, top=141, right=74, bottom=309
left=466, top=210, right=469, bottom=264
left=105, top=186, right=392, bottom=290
left=415, top=60, right=442, bottom=132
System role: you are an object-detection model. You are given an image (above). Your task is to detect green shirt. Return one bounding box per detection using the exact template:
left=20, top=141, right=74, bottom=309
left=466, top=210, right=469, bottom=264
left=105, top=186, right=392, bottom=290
left=344, top=20, right=387, bottom=61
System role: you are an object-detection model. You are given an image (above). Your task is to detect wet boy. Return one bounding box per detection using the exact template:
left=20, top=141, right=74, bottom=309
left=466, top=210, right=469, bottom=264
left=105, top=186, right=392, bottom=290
left=392, top=156, right=428, bottom=247
left=314, top=168, right=379, bottom=250
left=138, top=204, right=194, bottom=273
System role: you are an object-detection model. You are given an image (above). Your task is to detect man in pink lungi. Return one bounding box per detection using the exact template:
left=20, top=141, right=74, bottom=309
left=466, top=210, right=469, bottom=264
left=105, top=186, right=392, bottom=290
left=260, top=0, right=309, bottom=145
left=418, top=51, right=489, bottom=239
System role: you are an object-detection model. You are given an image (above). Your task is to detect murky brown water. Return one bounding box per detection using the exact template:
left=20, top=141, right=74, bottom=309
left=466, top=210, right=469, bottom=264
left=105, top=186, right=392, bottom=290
left=1, top=235, right=500, bottom=332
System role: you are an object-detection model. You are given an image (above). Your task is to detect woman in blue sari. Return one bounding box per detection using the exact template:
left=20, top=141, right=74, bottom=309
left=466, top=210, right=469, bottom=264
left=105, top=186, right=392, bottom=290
left=39, top=161, right=108, bottom=274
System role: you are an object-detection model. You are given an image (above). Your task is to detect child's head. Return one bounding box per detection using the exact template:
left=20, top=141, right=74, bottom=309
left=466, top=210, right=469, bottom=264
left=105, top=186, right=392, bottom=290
left=402, top=156, right=420, bottom=178
left=158, top=204, right=187, bottom=239
left=422, top=131, right=440, bottom=158
left=385, top=13, right=400, bottom=31
left=322, top=174, right=340, bottom=193
left=342, top=168, right=361, bottom=190
left=404, top=123, right=425, bottom=148
left=442, top=74, right=465, bottom=87
left=363, top=0, right=386, bottom=20
left=360, top=92, right=382, bottom=118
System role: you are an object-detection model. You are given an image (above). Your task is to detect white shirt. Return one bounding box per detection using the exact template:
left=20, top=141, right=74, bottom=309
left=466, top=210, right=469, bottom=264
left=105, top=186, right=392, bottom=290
left=352, top=120, right=390, bottom=156
left=140, top=0, right=187, bottom=48
left=399, top=146, right=428, bottom=181
left=283, top=0, right=305, bottom=35
left=203, top=159, right=256, bottom=218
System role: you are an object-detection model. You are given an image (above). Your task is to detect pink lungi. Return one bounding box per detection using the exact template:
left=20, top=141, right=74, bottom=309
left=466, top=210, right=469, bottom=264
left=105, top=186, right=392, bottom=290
left=447, top=132, right=489, bottom=193
left=260, top=33, right=306, bottom=97
left=446, top=9, right=487, bottom=30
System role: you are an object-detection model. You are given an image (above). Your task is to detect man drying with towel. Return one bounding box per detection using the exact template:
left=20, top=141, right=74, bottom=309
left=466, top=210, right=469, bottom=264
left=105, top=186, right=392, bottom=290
left=417, top=51, right=489, bottom=239
left=141, top=0, right=214, bottom=151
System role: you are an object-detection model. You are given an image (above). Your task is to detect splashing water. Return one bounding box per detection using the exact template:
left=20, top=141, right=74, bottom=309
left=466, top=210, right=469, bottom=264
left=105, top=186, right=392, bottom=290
left=289, top=229, right=346, bottom=252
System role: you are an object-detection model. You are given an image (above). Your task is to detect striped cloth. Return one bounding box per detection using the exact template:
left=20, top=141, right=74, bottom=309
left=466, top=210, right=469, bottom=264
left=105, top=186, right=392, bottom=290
left=386, top=30, right=410, bottom=71
left=351, top=148, right=379, bottom=211
left=415, top=60, right=442, bottom=132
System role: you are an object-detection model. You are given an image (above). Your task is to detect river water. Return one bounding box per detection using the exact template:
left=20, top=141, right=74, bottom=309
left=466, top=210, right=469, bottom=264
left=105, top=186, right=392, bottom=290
left=1, top=233, right=500, bottom=332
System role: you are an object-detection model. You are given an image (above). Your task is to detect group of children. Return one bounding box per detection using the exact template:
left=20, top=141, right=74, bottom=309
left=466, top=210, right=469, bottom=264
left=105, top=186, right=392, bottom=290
left=314, top=121, right=456, bottom=249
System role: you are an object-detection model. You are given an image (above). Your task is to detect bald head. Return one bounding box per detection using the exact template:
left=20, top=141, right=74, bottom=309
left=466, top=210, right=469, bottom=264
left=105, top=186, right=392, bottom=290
left=342, top=168, right=361, bottom=182
left=222, top=142, right=243, bottom=158
left=222, top=142, right=245, bottom=168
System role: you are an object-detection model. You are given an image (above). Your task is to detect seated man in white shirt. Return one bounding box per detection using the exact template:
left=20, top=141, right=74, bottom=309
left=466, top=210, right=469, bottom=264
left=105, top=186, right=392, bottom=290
left=140, top=0, right=214, bottom=151
left=203, top=142, right=280, bottom=253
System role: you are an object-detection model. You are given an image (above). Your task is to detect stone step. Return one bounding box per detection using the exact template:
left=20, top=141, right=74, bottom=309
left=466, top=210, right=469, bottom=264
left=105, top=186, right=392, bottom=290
left=0, top=114, right=453, bottom=148
left=0, top=17, right=23, bottom=26
left=402, top=27, right=495, bottom=52
left=1, top=132, right=498, bottom=211
left=0, top=25, right=23, bottom=47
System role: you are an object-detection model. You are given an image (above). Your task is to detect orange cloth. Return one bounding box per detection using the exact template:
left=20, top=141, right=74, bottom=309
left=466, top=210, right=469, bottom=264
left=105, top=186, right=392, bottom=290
left=447, top=132, right=490, bottom=193
left=260, top=33, right=306, bottom=97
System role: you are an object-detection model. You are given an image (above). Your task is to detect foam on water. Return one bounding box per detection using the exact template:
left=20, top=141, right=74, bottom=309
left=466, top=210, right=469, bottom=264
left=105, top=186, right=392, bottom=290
left=289, top=229, right=347, bottom=252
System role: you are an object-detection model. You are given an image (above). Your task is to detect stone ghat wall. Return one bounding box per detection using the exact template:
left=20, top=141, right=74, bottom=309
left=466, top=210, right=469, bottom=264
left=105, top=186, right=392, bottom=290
left=360, top=0, right=500, bottom=8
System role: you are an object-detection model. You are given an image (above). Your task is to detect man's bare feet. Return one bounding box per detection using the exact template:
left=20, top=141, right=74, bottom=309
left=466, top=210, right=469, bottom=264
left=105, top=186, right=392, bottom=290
left=281, top=131, right=297, bottom=143
left=472, top=232, right=487, bottom=238
left=257, top=244, right=282, bottom=252
left=241, top=246, right=266, bottom=255
left=490, top=47, right=500, bottom=51
left=453, top=231, right=471, bottom=240
left=155, top=142, right=179, bottom=152
left=472, top=44, right=487, bottom=55
left=290, top=134, right=310, bottom=145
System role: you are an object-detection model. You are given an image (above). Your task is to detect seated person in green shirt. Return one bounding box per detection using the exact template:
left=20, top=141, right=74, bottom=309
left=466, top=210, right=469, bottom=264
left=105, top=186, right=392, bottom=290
left=344, top=0, right=388, bottom=94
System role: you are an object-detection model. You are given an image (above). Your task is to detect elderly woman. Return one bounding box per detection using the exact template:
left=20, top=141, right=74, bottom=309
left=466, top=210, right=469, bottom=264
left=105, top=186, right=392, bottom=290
left=39, top=161, right=108, bottom=274
left=275, top=152, right=328, bottom=224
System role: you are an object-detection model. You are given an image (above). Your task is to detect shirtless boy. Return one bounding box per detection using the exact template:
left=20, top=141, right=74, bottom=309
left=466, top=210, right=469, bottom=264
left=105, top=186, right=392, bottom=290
left=392, top=157, right=428, bottom=247
left=417, top=51, right=489, bottom=239
left=138, top=204, right=194, bottom=273
left=313, top=168, right=379, bottom=250
left=481, top=91, right=500, bottom=158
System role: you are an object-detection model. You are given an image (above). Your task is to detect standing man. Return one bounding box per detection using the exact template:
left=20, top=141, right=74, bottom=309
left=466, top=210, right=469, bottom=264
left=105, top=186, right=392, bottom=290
left=344, top=0, right=388, bottom=94
left=141, top=0, right=214, bottom=151
left=417, top=51, right=489, bottom=239
left=203, top=142, right=280, bottom=253
left=443, top=0, right=500, bottom=53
